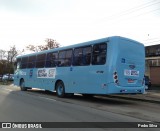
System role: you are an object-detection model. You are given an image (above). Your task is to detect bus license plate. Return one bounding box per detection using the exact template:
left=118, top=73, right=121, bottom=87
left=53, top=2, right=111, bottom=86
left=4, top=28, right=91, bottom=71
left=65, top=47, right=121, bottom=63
left=124, top=70, right=139, bottom=76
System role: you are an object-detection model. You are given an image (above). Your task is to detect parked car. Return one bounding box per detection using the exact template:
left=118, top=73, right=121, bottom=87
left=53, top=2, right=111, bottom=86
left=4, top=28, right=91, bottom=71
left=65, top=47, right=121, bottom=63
left=2, top=74, right=14, bottom=81
left=144, top=75, right=151, bottom=90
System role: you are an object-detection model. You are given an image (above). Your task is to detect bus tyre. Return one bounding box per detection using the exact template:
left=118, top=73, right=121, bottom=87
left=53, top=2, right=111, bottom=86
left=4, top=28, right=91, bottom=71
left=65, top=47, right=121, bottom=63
left=56, top=81, right=65, bottom=98
left=20, top=79, right=27, bottom=91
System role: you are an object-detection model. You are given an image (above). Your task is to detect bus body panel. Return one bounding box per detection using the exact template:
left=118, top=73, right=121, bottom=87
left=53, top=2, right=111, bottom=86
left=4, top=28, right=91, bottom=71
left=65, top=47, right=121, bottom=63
left=106, top=37, right=145, bottom=94
left=65, top=65, right=108, bottom=94
left=15, top=68, right=57, bottom=90
left=117, top=38, right=145, bottom=88
left=14, top=36, right=145, bottom=95
left=107, top=83, right=145, bottom=94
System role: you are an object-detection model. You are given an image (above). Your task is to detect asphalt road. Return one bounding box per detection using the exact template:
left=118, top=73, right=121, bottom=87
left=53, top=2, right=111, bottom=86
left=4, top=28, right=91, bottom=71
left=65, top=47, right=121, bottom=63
left=0, top=85, right=160, bottom=131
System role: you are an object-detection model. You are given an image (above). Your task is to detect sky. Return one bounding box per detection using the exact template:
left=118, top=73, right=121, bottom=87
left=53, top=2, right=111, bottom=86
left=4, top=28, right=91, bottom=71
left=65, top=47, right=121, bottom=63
left=0, top=0, right=160, bottom=51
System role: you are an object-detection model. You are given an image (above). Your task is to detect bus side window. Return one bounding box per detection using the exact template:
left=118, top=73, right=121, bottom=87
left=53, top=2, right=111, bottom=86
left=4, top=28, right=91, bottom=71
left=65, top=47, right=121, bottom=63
left=46, top=52, right=58, bottom=67
left=36, top=53, right=46, bottom=68
left=21, top=57, right=28, bottom=69
left=58, top=49, right=72, bottom=67
left=92, top=43, right=107, bottom=65
left=28, top=55, right=36, bottom=68
left=58, top=51, right=66, bottom=67
left=65, top=50, right=72, bottom=66
left=73, top=48, right=82, bottom=66
left=73, top=46, right=91, bottom=66
left=83, top=46, right=91, bottom=65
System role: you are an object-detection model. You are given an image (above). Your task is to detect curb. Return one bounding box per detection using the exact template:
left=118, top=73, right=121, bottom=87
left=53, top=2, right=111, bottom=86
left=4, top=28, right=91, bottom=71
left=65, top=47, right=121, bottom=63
left=106, top=95, right=160, bottom=104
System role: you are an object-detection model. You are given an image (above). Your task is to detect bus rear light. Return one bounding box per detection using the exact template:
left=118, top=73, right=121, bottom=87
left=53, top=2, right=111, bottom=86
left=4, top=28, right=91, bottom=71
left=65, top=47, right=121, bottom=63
left=113, top=71, right=119, bottom=85
left=115, top=79, right=119, bottom=83
left=114, top=75, right=118, bottom=79
left=114, top=72, right=117, bottom=75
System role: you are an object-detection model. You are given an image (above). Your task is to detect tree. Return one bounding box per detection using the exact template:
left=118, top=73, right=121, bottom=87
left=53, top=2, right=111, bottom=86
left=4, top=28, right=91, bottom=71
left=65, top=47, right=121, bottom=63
left=45, top=38, right=60, bottom=49
left=7, top=45, right=20, bottom=74
left=7, top=45, right=19, bottom=64
left=26, top=38, right=60, bottom=52
left=0, top=60, right=7, bottom=75
left=0, top=49, right=6, bottom=60
left=0, top=45, right=21, bottom=75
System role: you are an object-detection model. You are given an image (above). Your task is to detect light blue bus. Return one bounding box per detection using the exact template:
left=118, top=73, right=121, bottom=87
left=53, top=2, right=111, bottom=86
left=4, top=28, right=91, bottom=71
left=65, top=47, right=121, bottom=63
left=14, top=36, right=145, bottom=97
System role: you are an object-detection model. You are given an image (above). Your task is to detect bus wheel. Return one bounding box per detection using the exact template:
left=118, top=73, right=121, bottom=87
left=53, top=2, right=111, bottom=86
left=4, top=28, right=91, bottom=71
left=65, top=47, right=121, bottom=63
left=20, top=79, right=27, bottom=91
left=56, top=81, right=65, bottom=98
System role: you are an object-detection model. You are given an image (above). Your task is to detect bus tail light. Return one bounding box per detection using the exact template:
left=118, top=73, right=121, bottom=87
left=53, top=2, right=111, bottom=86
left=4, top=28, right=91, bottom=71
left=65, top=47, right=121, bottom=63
left=113, top=71, right=119, bottom=85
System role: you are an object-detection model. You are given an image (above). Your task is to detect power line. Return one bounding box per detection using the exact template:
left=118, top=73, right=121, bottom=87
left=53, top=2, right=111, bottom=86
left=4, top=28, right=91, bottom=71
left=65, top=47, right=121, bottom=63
left=134, top=7, right=160, bottom=18
left=95, top=0, right=160, bottom=24
left=145, top=40, right=160, bottom=44
left=143, top=37, right=160, bottom=42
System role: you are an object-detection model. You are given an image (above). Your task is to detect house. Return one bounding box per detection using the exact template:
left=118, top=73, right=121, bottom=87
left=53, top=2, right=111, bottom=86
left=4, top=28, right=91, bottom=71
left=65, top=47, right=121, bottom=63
left=145, top=44, right=160, bottom=85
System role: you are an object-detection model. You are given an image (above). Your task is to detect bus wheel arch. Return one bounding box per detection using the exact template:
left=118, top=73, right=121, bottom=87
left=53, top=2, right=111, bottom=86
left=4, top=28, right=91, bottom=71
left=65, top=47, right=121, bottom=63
left=20, top=78, right=27, bottom=91
left=55, top=80, right=65, bottom=98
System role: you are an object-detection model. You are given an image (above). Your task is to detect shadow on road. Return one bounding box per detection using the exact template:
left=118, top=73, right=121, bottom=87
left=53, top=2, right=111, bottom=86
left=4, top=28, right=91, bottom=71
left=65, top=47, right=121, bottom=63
left=24, top=89, right=134, bottom=106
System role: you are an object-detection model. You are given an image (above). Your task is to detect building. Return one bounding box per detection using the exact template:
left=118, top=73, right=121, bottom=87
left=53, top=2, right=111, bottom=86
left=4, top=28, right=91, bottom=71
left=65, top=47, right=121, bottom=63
left=145, top=44, right=160, bottom=85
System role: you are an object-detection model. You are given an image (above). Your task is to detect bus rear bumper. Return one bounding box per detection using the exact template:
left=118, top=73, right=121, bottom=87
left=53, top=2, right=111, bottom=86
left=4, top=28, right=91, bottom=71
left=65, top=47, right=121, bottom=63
left=107, top=84, right=145, bottom=94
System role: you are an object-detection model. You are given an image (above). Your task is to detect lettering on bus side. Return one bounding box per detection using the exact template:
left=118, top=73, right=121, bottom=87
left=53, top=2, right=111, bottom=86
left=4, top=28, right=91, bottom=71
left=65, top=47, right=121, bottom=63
left=37, top=68, right=56, bottom=78
left=96, top=71, right=104, bottom=74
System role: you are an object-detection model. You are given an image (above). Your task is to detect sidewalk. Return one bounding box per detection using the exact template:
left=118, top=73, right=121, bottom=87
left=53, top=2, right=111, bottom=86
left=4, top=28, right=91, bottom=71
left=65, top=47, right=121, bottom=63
left=109, top=87, right=160, bottom=104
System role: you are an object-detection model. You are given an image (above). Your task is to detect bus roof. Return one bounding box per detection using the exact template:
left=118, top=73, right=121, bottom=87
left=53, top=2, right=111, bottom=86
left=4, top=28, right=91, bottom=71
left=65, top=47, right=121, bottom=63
left=17, top=36, right=143, bottom=58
